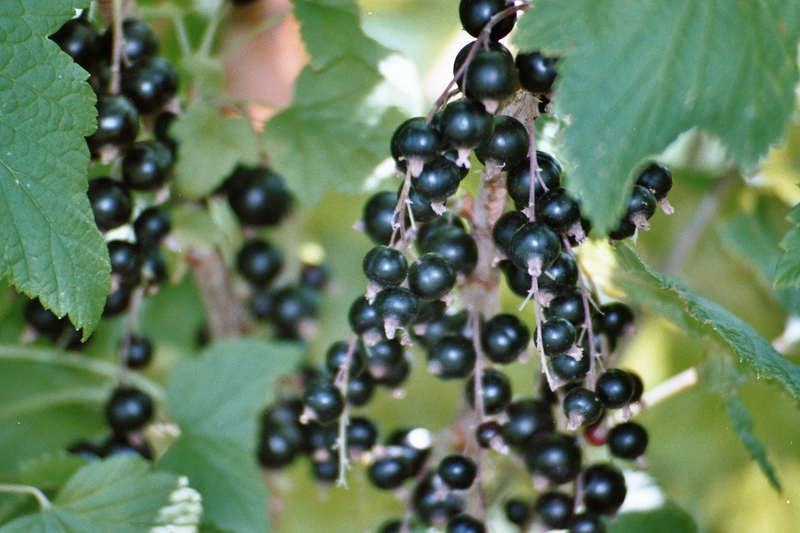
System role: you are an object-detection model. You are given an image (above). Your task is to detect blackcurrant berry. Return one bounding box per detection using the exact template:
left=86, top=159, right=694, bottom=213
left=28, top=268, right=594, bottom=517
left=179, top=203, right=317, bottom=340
left=607, top=421, right=648, bottom=459
left=537, top=188, right=581, bottom=234
left=563, top=387, right=604, bottom=428
left=121, top=56, right=179, bottom=114
left=346, top=372, right=375, bottom=406
left=363, top=338, right=405, bottom=380
left=363, top=246, right=408, bottom=288
left=437, top=454, right=477, bottom=490
left=459, top=0, right=516, bottom=40
left=609, top=218, right=636, bottom=241
left=104, top=284, right=132, bottom=316
left=388, top=427, right=433, bottom=477
left=312, top=456, right=340, bottom=483
left=509, top=221, right=561, bottom=277
left=122, top=140, right=174, bottom=190
left=595, top=302, right=634, bottom=338
left=550, top=353, right=590, bottom=383
left=50, top=17, right=99, bottom=69
left=446, top=514, right=485, bottom=533
left=412, top=156, right=462, bottom=203
left=535, top=491, right=574, bottom=529
left=481, top=313, right=530, bottom=364
left=516, top=51, right=558, bottom=94
left=427, top=334, right=476, bottom=379
left=501, top=260, right=534, bottom=298
left=406, top=184, right=439, bottom=223
left=115, top=19, right=159, bottom=62
left=269, top=286, right=318, bottom=339
left=581, top=463, right=627, bottom=514
left=506, top=151, right=562, bottom=206
left=626, top=370, right=644, bottom=402
left=502, top=399, right=556, bottom=450
left=133, top=206, right=172, bottom=248
left=105, top=387, right=154, bottom=434
left=302, top=380, right=344, bottom=424
left=346, top=416, right=379, bottom=453
left=237, top=239, right=283, bottom=287
left=362, top=191, right=400, bottom=245
left=475, top=115, right=528, bottom=168
left=626, top=185, right=657, bottom=228
left=537, top=251, right=579, bottom=297
left=88, top=177, right=133, bottom=232
left=595, top=369, right=635, bottom=409
left=460, top=49, right=519, bottom=109
left=537, top=316, right=576, bottom=356
left=349, top=296, right=383, bottom=338
left=303, top=420, right=338, bottom=453
left=107, top=240, right=142, bottom=286
left=375, top=287, right=420, bottom=334
left=395, top=120, right=442, bottom=176
left=504, top=498, right=531, bottom=526
left=416, top=214, right=466, bottom=250
left=125, top=333, right=153, bottom=369
left=475, top=421, right=503, bottom=449
left=391, top=117, right=423, bottom=169
left=24, top=298, right=65, bottom=339
left=466, top=369, right=512, bottom=415
left=545, top=288, right=585, bottom=326
left=376, top=358, right=410, bottom=390
left=87, top=95, right=140, bottom=155
left=227, top=166, right=292, bottom=226
left=419, top=226, right=478, bottom=277
left=636, top=162, right=672, bottom=201
left=368, top=453, right=409, bottom=489
left=408, top=253, right=457, bottom=301
left=142, top=248, right=165, bottom=287
left=492, top=210, right=527, bottom=257
left=325, top=340, right=366, bottom=378
left=523, top=432, right=582, bottom=485
left=568, top=513, right=606, bottom=533
left=413, top=475, right=466, bottom=526
left=100, top=435, right=153, bottom=460
left=258, top=425, right=299, bottom=468
left=440, top=98, right=494, bottom=159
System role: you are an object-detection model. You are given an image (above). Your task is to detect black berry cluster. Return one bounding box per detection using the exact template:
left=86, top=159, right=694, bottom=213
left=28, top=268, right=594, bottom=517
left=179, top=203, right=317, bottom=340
left=254, top=1, right=670, bottom=532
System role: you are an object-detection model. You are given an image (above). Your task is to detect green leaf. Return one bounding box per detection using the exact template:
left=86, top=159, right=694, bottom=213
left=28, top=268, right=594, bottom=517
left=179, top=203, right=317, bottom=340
left=263, top=56, right=406, bottom=204
left=514, top=0, right=800, bottom=234
left=263, top=0, right=407, bottom=204
left=17, top=455, right=87, bottom=493
left=171, top=100, right=260, bottom=200
left=0, top=456, right=179, bottom=533
left=0, top=0, right=110, bottom=336
left=611, top=244, right=800, bottom=400
left=610, top=502, right=698, bottom=533
left=0, top=345, right=163, bottom=477
left=157, top=339, right=304, bottom=533
left=775, top=202, right=800, bottom=288
left=724, top=394, right=782, bottom=491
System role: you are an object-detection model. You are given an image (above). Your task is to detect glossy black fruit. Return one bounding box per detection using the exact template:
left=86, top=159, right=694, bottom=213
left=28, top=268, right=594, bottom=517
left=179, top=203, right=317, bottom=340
left=105, top=387, right=154, bottom=433
left=395, top=120, right=442, bottom=173
left=625, top=185, right=657, bottom=226
left=475, top=115, right=528, bottom=167
left=412, top=156, right=462, bottom=203
left=545, top=288, right=585, bottom=326
left=535, top=491, right=574, bottom=529
left=237, top=239, right=283, bottom=287
left=595, top=369, right=635, bottom=409
left=346, top=416, right=379, bottom=453
left=375, top=287, right=420, bottom=331
left=537, top=252, right=579, bottom=296
left=550, top=353, right=591, bottom=383
left=523, top=432, right=582, bottom=485
left=537, top=316, right=577, bottom=356
left=607, top=421, right=648, bottom=459
left=121, top=56, right=179, bottom=114
left=419, top=226, right=478, bottom=277
left=427, top=334, right=476, bottom=379
left=116, top=19, right=160, bottom=62
left=460, top=49, right=519, bottom=106
left=133, top=206, right=172, bottom=248
left=466, top=369, right=512, bottom=415
left=258, top=425, right=299, bottom=468
left=475, top=421, right=503, bottom=449
left=440, top=98, right=494, bottom=153
left=504, top=498, right=531, bottom=526
left=437, top=454, right=477, bottom=490
left=492, top=210, right=527, bottom=257
left=446, top=514, right=485, bottom=533
left=24, top=299, right=65, bottom=339
left=569, top=513, right=606, bottom=533
left=107, top=240, right=142, bottom=286
left=363, top=246, right=408, bottom=288
left=506, top=151, right=562, bottom=205
left=364, top=338, right=405, bottom=380
left=269, top=286, right=318, bottom=339
left=509, top=221, right=561, bottom=277
left=88, top=177, right=133, bottom=232
left=459, top=0, right=516, bottom=40
left=413, top=475, right=466, bottom=526
left=302, top=380, right=344, bottom=424
left=595, top=302, right=634, bottom=338
left=88, top=95, right=140, bottom=155
left=562, top=387, right=604, bottom=427
left=481, top=313, right=530, bottom=364
left=227, top=166, right=292, bottom=226
left=581, top=463, right=627, bottom=514
left=502, top=399, right=556, bottom=450
left=636, top=162, right=673, bottom=201
left=346, top=372, right=375, bottom=406
left=122, top=140, right=174, bottom=190
left=325, top=340, right=366, bottom=378
left=408, top=253, right=457, bottom=301
left=516, top=51, right=558, bottom=94
left=50, top=17, right=99, bottom=69
left=349, top=296, right=383, bottom=337
left=362, top=191, right=400, bottom=245
left=125, top=333, right=153, bottom=369
left=537, top=188, right=581, bottom=234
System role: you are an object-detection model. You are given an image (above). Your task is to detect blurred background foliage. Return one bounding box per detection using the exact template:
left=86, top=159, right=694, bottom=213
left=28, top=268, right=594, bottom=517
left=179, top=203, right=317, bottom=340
left=1, top=0, right=799, bottom=532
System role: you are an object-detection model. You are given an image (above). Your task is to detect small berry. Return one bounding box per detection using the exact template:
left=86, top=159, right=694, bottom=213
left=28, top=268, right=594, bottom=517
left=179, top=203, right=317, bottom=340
left=516, top=51, right=558, bottom=94
left=492, top=210, right=527, bottom=257
left=550, top=353, right=590, bottom=383
left=481, top=313, right=530, bottom=364
left=504, top=498, right=531, bottom=526
left=626, top=185, right=657, bottom=229
left=475, top=421, right=503, bottom=449
left=121, top=56, right=179, bottom=114
left=636, top=162, right=673, bottom=201
left=346, top=416, right=379, bottom=453
left=408, top=253, right=457, bottom=301
left=227, top=166, right=292, bottom=226
left=363, top=338, right=405, bottom=380
left=466, top=369, right=512, bottom=415
left=509, top=222, right=561, bottom=277
left=437, top=454, right=477, bottom=490
left=375, top=287, right=420, bottom=335
left=258, top=425, right=299, bottom=468
left=237, top=239, right=283, bottom=287
left=595, top=368, right=635, bottom=408
left=595, top=302, right=634, bottom=338
left=133, top=206, right=172, bottom=248
left=88, top=177, right=133, bottom=232
left=503, top=399, right=556, bottom=450
left=363, top=246, right=408, bottom=288
left=460, top=49, right=519, bottom=109
left=475, top=115, right=529, bottom=167
left=537, top=188, right=581, bottom=234
left=413, top=475, right=466, bottom=526
left=107, top=240, right=142, bottom=286
left=568, top=513, right=606, bottom=533
left=122, top=140, right=174, bottom=190
left=459, top=0, right=516, bottom=40
left=125, top=333, right=153, bottom=369
left=24, top=299, right=65, bottom=339
left=506, top=152, right=562, bottom=206
left=105, top=387, right=154, bottom=434
left=563, top=387, right=604, bottom=429
left=446, top=513, right=485, bottom=533
left=88, top=95, right=140, bottom=155
left=537, top=317, right=577, bottom=356
left=362, top=191, right=400, bottom=245
left=537, top=252, right=579, bottom=297
left=545, top=288, right=585, bottom=327
left=581, top=463, right=627, bottom=514
left=116, top=19, right=159, bottom=62
left=419, top=226, right=478, bottom=277
left=369, top=455, right=409, bottom=490
left=440, top=98, right=494, bottom=158
left=523, top=432, right=582, bottom=485
left=325, top=340, right=366, bottom=378
left=346, top=372, right=375, bottom=406
left=607, top=421, right=649, bottom=459
left=302, top=380, right=344, bottom=424
left=412, top=156, right=462, bottom=203
left=50, top=17, right=99, bottom=69
left=535, top=491, right=574, bottom=529
left=427, top=334, right=476, bottom=379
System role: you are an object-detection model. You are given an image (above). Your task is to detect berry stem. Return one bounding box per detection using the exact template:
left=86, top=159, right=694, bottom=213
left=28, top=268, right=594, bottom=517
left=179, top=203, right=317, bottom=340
left=109, top=0, right=124, bottom=94
left=0, top=484, right=52, bottom=510
left=467, top=310, right=489, bottom=525
left=610, top=366, right=700, bottom=424
left=333, top=334, right=360, bottom=487
left=199, top=0, right=230, bottom=57
left=562, top=237, right=601, bottom=388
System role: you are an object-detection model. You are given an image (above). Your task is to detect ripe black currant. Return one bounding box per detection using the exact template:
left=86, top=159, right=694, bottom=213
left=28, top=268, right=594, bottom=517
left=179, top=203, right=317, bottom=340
left=88, top=177, right=133, bottom=232
left=364, top=338, right=405, bottom=380
left=105, top=387, right=154, bottom=434
left=466, top=368, right=512, bottom=415
left=412, top=156, right=462, bottom=203
left=395, top=120, right=442, bottom=176
left=125, top=333, right=153, bottom=369
left=504, top=498, right=531, bottom=526
left=50, top=17, right=99, bottom=69
left=492, top=210, right=527, bottom=257
left=346, top=416, right=379, bottom=454
left=506, top=151, right=562, bottom=206
left=416, top=214, right=466, bottom=250
left=121, top=56, right=179, bottom=114
left=568, top=513, right=606, bottom=533
left=419, top=226, right=478, bottom=277
left=459, top=0, right=516, bottom=40
left=312, top=457, right=340, bottom=483
left=481, top=313, right=530, bottom=364
left=258, top=425, right=299, bottom=469
left=122, top=140, right=174, bottom=190
left=100, top=435, right=153, bottom=460
left=607, top=421, right=649, bottom=459
left=535, top=491, right=575, bottom=529
left=595, top=302, right=634, bottom=338
left=427, top=334, right=476, bottom=379
left=523, top=432, right=582, bottom=486
left=595, top=369, right=635, bottom=409
left=509, top=221, right=561, bottom=277
left=406, top=184, right=439, bottom=223
left=237, top=239, right=283, bottom=287
left=269, top=286, right=318, bottom=339
left=107, top=240, right=142, bottom=286
left=104, top=284, right=132, bottom=316
left=87, top=95, right=140, bottom=155
left=363, top=246, right=408, bottom=288
left=581, top=463, right=627, bottom=514
left=446, top=514, right=485, bottom=533
left=302, top=380, right=344, bottom=424
left=413, top=475, right=466, bottom=526
left=115, top=19, right=160, bottom=62
left=408, top=253, right=457, bottom=301
left=609, top=218, right=636, bottom=241
left=346, top=372, right=375, bottom=406
left=502, top=399, right=556, bottom=450
left=460, top=49, right=519, bottom=109
left=440, top=98, right=494, bottom=161
left=437, top=454, right=477, bottom=490
left=475, top=115, right=529, bottom=168
left=133, top=206, right=172, bottom=248
left=362, top=191, right=400, bottom=245
left=537, top=316, right=577, bottom=356
left=562, top=387, right=604, bottom=428
left=349, top=296, right=384, bottom=340
left=475, top=421, right=503, bottom=450
left=325, top=340, right=366, bottom=378
left=516, top=51, right=558, bottom=94
left=537, top=251, right=579, bottom=297
left=537, top=188, right=581, bottom=234
left=626, top=370, right=645, bottom=402
left=226, top=166, right=292, bottom=227
left=374, top=287, right=420, bottom=335
left=626, top=185, right=657, bottom=229
left=388, top=427, right=433, bottom=477
left=545, top=288, right=585, bottom=326
left=550, top=353, right=591, bottom=383
left=636, top=162, right=673, bottom=202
